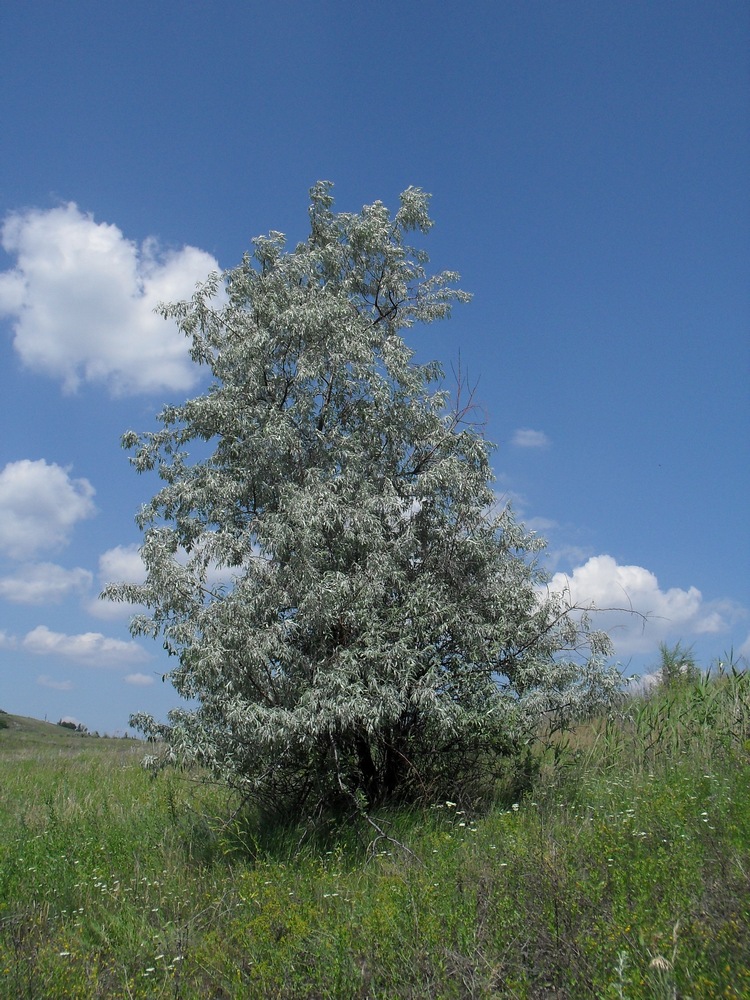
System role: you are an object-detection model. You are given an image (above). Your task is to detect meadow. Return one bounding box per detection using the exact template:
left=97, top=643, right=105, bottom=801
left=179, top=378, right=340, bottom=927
left=0, top=658, right=748, bottom=999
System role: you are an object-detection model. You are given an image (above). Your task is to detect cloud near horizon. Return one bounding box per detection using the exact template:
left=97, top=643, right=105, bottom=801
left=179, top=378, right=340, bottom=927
left=0, top=460, right=96, bottom=560
left=545, top=554, right=744, bottom=656
left=37, top=674, right=74, bottom=691
left=0, top=203, right=220, bottom=395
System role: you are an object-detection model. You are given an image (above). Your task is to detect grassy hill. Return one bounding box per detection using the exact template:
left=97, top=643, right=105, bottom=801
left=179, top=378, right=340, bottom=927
left=0, top=665, right=748, bottom=998
left=0, top=709, right=137, bottom=760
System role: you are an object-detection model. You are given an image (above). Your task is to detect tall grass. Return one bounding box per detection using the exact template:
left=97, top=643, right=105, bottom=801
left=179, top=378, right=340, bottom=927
left=0, top=660, right=748, bottom=998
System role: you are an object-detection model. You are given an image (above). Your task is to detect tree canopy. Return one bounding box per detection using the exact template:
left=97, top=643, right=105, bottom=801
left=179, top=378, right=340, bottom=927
left=106, top=183, right=618, bottom=814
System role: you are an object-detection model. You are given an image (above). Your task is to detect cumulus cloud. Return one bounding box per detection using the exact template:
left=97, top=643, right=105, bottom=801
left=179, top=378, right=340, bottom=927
left=98, top=543, right=147, bottom=584
left=511, top=428, right=550, bottom=448
left=92, top=538, right=237, bottom=619
left=0, top=203, right=221, bottom=395
left=37, top=674, right=74, bottom=691
left=545, top=554, right=741, bottom=656
left=88, top=543, right=147, bottom=619
left=125, top=672, right=155, bottom=686
left=0, top=562, right=92, bottom=604
left=0, top=459, right=96, bottom=559
left=22, top=624, right=149, bottom=666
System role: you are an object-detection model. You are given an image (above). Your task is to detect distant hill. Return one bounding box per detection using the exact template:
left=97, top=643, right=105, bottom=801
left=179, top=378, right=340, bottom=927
left=0, top=709, right=139, bottom=759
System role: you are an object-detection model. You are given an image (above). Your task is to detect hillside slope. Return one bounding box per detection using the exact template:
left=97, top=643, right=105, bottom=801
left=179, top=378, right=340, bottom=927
left=0, top=709, right=139, bottom=759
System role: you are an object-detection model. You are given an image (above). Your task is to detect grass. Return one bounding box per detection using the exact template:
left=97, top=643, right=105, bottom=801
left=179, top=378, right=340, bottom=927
left=0, top=660, right=748, bottom=998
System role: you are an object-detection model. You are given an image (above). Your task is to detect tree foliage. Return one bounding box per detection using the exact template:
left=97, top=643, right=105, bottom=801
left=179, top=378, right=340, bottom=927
left=656, top=641, right=700, bottom=689
left=106, top=183, right=618, bottom=814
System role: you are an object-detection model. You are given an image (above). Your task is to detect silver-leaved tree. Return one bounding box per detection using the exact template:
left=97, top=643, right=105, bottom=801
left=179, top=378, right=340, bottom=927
left=105, top=183, right=618, bottom=813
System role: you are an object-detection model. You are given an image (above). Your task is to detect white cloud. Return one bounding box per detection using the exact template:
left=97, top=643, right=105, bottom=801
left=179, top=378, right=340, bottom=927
left=88, top=543, right=147, bottom=619
left=91, top=538, right=237, bottom=618
left=626, top=671, right=660, bottom=694
left=37, top=674, right=74, bottom=691
left=511, top=428, right=550, bottom=448
left=98, top=544, right=147, bottom=584
left=125, top=672, right=155, bottom=686
left=0, top=459, right=96, bottom=559
left=0, top=562, right=92, bottom=604
left=542, top=543, right=593, bottom=574
left=0, top=203, right=221, bottom=395
left=22, top=625, right=149, bottom=666
left=0, top=630, right=17, bottom=649
left=545, top=554, right=742, bottom=656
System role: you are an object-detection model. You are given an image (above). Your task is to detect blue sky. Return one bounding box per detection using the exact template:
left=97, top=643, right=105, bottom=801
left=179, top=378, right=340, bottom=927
left=0, top=1, right=747, bottom=734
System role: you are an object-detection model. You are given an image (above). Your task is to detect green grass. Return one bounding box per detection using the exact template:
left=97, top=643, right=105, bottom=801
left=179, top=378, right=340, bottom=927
left=0, top=664, right=748, bottom=998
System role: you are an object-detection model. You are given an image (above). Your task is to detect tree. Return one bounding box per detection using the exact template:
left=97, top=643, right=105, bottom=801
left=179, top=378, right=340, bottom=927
left=106, top=183, right=618, bottom=814
left=656, top=641, right=700, bottom=689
